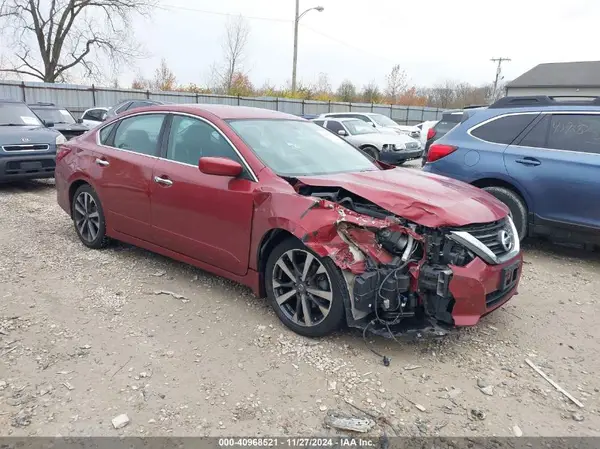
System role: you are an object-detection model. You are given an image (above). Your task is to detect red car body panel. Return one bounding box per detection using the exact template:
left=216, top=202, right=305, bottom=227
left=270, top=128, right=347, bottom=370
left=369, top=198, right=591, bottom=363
left=296, top=169, right=509, bottom=228
left=55, top=104, right=523, bottom=335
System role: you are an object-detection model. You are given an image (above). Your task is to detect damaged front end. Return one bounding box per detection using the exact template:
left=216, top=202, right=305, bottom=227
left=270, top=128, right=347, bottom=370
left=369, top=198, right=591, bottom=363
left=292, top=182, right=521, bottom=340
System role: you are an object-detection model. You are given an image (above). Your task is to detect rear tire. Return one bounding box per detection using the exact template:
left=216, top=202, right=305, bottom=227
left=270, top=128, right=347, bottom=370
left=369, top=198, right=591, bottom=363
left=71, top=184, right=110, bottom=249
left=361, top=145, right=379, bottom=160
left=265, top=238, right=346, bottom=338
left=482, top=186, right=528, bottom=241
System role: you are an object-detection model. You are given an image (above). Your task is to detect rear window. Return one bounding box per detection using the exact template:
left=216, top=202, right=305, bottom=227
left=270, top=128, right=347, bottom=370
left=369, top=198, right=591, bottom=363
left=470, top=114, right=537, bottom=145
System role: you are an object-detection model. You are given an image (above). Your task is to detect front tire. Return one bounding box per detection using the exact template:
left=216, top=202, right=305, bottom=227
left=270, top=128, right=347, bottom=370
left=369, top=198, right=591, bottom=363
left=265, top=238, right=346, bottom=337
left=71, top=184, right=110, bottom=249
left=361, top=145, right=379, bottom=160
left=482, top=186, right=528, bottom=241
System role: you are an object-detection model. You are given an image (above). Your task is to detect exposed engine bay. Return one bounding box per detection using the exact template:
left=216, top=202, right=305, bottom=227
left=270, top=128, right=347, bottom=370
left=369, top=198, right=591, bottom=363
left=292, top=182, right=480, bottom=339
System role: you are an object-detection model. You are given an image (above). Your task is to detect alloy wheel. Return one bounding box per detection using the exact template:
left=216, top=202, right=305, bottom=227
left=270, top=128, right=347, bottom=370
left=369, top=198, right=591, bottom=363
left=271, top=249, right=333, bottom=327
left=73, top=191, right=100, bottom=243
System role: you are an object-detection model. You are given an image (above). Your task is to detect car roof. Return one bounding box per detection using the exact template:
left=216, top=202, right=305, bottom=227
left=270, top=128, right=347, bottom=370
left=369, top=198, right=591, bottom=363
left=0, top=98, right=25, bottom=104
left=125, top=104, right=303, bottom=120
left=323, top=117, right=366, bottom=123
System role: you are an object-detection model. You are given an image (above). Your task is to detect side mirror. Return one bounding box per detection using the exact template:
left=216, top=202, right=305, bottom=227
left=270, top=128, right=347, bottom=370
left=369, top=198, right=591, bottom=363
left=371, top=123, right=376, bottom=127
left=100, top=112, right=108, bottom=121
left=199, top=157, right=243, bottom=177
left=44, top=120, right=54, bottom=128
left=76, top=118, right=83, bottom=124
left=337, top=129, right=348, bottom=136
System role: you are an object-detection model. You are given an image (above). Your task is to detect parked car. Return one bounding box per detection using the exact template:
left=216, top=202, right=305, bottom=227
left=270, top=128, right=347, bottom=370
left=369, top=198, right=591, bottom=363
left=317, top=112, right=420, bottom=138
left=0, top=99, right=65, bottom=182
left=28, top=102, right=89, bottom=140
left=312, top=117, right=422, bottom=164
left=416, top=120, right=438, bottom=147
left=422, top=95, right=600, bottom=245
left=104, top=99, right=167, bottom=121
left=55, top=104, right=522, bottom=339
left=80, top=107, right=109, bottom=128
left=421, top=109, right=465, bottom=166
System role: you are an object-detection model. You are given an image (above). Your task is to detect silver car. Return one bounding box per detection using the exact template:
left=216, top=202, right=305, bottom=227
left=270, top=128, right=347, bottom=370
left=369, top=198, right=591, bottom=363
left=317, top=112, right=420, bottom=138
left=312, top=117, right=423, bottom=165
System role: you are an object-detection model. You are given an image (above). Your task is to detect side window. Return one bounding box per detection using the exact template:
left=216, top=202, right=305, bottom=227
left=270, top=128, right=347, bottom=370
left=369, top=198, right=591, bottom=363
left=519, top=115, right=550, bottom=148
left=83, top=109, right=100, bottom=121
left=547, top=114, right=600, bottom=154
left=166, top=115, right=244, bottom=167
left=99, top=123, right=116, bottom=145
left=113, top=114, right=166, bottom=156
left=325, top=121, right=344, bottom=133
left=470, top=114, right=538, bottom=145
left=313, top=120, right=325, bottom=127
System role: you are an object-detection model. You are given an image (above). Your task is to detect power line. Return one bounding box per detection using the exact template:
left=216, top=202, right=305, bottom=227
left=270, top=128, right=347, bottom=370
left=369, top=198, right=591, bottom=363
left=157, top=3, right=292, bottom=23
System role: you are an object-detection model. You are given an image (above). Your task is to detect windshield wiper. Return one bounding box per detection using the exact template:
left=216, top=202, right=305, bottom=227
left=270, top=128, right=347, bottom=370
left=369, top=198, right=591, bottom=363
left=0, top=123, right=27, bottom=126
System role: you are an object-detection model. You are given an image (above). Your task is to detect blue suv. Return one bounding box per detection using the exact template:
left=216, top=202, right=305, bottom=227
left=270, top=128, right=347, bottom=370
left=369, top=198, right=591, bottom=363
left=422, top=96, right=600, bottom=245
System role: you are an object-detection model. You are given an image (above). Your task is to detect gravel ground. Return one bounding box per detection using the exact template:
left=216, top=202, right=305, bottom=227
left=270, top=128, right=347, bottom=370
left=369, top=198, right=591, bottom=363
left=1, top=161, right=599, bottom=437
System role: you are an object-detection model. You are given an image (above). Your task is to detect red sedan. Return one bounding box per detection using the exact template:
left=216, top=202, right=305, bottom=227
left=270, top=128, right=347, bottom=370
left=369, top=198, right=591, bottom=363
left=55, top=105, right=523, bottom=339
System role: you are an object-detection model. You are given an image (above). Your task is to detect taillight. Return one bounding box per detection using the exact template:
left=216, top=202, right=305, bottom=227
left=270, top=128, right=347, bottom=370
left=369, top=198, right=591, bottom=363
left=427, top=144, right=457, bottom=163
left=426, top=128, right=436, bottom=140
left=56, top=146, right=72, bottom=163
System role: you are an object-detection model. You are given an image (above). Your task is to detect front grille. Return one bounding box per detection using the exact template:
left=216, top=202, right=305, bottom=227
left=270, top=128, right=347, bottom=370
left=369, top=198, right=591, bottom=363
left=2, top=144, right=50, bottom=152
left=4, top=158, right=55, bottom=175
left=453, top=218, right=511, bottom=258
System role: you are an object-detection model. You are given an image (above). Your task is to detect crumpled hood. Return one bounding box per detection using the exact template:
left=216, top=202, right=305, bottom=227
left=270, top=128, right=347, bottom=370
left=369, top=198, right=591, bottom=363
left=296, top=168, right=509, bottom=228
left=0, top=125, right=60, bottom=145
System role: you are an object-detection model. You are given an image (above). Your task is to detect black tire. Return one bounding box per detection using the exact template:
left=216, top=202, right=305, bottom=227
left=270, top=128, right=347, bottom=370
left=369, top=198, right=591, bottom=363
left=482, top=186, right=528, bottom=241
left=71, top=184, right=110, bottom=249
left=361, top=145, right=379, bottom=160
left=265, top=238, right=347, bottom=338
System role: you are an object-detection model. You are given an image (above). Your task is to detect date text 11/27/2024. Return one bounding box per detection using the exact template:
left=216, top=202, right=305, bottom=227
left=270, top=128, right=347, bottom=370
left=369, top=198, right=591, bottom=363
left=218, top=438, right=376, bottom=447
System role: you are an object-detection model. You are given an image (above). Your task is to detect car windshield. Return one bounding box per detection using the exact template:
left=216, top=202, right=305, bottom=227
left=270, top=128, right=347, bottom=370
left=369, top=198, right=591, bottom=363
left=0, top=102, right=42, bottom=126
left=228, top=119, right=378, bottom=177
left=31, top=107, right=76, bottom=124
left=343, top=119, right=378, bottom=135
left=368, top=114, right=398, bottom=127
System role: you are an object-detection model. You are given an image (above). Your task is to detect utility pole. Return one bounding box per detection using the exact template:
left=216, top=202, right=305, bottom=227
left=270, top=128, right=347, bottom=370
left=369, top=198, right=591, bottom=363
left=291, top=2, right=324, bottom=94
left=292, top=0, right=300, bottom=94
left=491, top=57, right=511, bottom=99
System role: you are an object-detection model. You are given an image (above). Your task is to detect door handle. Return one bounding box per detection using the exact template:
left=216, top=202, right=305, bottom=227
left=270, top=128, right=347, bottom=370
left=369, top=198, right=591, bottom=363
left=95, top=158, right=109, bottom=167
left=515, top=157, right=541, bottom=166
left=154, top=176, right=173, bottom=186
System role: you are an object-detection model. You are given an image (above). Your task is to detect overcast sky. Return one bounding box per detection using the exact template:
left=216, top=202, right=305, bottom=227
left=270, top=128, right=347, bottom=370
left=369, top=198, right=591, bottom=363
left=3, top=0, right=599, bottom=89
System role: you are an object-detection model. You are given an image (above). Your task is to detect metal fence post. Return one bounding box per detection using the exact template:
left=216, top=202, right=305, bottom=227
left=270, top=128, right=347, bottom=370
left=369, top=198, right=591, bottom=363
left=275, top=97, right=279, bottom=111
left=390, top=104, right=393, bottom=119
left=420, top=107, right=425, bottom=122
left=349, top=102, right=352, bottom=112
left=406, top=106, right=410, bottom=125
left=371, top=102, right=374, bottom=112
left=145, top=90, right=150, bottom=99
left=21, top=81, right=26, bottom=102
left=302, top=100, right=305, bottom=115
left=328, top=100, right=331, bottom=112
left=91, top=84, right=96, bottom=106
left=237, top=95, right=241, bottom=106
left=195, top=93, right=199, bottom=103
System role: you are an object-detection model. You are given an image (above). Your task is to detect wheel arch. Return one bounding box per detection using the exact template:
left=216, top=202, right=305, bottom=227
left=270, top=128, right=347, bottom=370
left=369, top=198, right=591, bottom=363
left=256, top=228, right=299, bottom=298
left=68, top=179, right=92, bottom=216
left=470, top=177, right=532, bottom=211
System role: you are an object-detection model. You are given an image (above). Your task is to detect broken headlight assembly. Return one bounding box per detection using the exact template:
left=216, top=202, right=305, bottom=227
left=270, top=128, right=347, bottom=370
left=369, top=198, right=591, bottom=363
left=381, top=144, right=400, bottom=152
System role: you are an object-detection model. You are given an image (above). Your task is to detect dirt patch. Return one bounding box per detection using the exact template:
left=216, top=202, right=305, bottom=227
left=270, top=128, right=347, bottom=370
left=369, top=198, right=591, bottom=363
left=1, top=178, right=599, bottom=437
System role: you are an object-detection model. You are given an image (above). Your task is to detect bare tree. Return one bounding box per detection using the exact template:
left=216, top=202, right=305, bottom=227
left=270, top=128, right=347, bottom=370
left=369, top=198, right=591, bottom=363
left=152, top=58, right=176, bottom=91
left=0, top=0, right=156, bottom=83
left=336, top=80, right=357, bottom=102
left=384, top=64, right=407, bottom=103
left=212, top=15, right=250, bottom=94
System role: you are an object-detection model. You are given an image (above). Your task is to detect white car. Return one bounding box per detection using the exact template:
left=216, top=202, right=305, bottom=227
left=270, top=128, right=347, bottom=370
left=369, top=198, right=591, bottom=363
left=312, top=117, right=423, bottom=165
left=80, top=107, right=109, bottom=128
left=317, top=112, right=420, bottom=138
left=415, top=120, right=439, bottom=147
